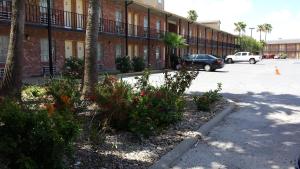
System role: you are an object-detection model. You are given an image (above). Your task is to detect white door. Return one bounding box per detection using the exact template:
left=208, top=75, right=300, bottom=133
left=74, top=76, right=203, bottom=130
left=128, top=12, right=132, bottom=35
left=65, top=41, right=73, bottom=59
left=128, top=45, right=133, bottom=58
left=77, top=42, right=84, bottom=59
left=134, top=14, right=138, bottom=36
left=64, top=0, right=72, bottom=28
left=134, top=45, right=138, bottom=57
left=76, top=0, right=83, bottom=29
left=234, top=52, right=242, bottom=61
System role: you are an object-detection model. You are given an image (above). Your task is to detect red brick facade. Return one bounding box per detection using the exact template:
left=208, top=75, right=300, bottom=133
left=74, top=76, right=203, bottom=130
left=264, top=40, right=300, bottom=59
left=0, top=0, right=239, bottom=78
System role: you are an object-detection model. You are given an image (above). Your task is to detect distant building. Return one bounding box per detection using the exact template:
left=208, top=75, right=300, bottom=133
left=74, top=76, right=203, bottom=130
left=264, top=39, right=300, bottom=59
left=199, top=20, right=221, bottom=30
left=134, top=0, right=164, bottom=10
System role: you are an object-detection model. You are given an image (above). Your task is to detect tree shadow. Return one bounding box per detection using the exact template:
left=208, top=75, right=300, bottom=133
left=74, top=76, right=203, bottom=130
left=175, top=92, right=300, bottom=169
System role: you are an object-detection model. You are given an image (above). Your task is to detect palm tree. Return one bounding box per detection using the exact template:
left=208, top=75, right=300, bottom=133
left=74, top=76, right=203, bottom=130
left=263, top=23, right=272, bottom=42
left=187, top=10, right=198, bottom=22
left=257, top=24, right=265, bottom=42
left=82, top=0, right=100, bottom=98
left=0, top=0, right=25, bottom=97
left=163, top=32, right=187, bottom=69
left=234, top=22, right=247, bottom=36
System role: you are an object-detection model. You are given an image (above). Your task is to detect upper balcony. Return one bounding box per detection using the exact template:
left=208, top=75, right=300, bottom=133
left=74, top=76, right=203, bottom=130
left=0, top=0, right=238, bottom=49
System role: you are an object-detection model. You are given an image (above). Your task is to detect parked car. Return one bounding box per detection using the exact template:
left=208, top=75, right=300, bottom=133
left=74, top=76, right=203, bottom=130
left=225, top=52, right=262, bottom=64
left=263, top=54, right=275, bottom=59
left=182, top=54, right=224, bottom=71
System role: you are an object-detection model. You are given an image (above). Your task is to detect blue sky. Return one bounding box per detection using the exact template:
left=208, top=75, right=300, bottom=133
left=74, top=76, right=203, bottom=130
left=165, top=0, right=300, bottom=41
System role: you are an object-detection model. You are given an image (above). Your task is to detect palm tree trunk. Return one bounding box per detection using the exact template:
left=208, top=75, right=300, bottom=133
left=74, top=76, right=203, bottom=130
left=265, top=33, right=267, bottom=42
left=259, top=31, right=262, bottom=41
left=82, top=0, right=100, bottom=97
left=0, top=0, right=25, bottom=97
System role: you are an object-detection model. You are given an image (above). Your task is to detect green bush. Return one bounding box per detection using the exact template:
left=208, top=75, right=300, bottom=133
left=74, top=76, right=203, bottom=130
left=193, top=83, right=223, bottom=111
left=46, top=78, right=81, bottom=111
left=63, top=57, right=84, bottom=79
left=0, top=99, right=79, bottom=169
left=115, top=56, right=132, bottom=73
left=95, top=76, right=133, bottom=129
left=132, top=57, right=145, bottom=72
left=22, top=85, right=46, bottom=101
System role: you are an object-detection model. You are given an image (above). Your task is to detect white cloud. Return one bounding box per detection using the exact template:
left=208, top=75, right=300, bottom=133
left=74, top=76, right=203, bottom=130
left=261, top=10, right=300, bottom=40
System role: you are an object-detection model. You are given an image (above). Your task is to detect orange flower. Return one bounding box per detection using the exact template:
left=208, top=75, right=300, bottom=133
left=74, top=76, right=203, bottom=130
left=60, top=95, right=71, bottom=105
left=45, top=103, right=55, bottom=117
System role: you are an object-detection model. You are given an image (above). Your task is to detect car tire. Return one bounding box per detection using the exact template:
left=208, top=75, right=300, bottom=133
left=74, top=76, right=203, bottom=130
left=204, top=64, right=211, bottom=72
left=227, top=58, right=233, bottom=64
left=249, top=58, right=256, bottom=64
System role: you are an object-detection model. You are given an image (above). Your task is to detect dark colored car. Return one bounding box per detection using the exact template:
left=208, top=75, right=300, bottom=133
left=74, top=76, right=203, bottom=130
left=182, top=54, right=224, bottom=71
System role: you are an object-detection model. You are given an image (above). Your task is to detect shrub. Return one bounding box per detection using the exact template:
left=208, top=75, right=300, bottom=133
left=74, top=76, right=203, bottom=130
left=0, top=99, right=79, bottom=169
left=132, top=57, right=145, bottom=72
left=95, top=76, right=133, bottom=129
left=46, top=78, right=81, bottom=111
left=193, top=83, right=223, bottom=111
left=63, top=57, right=84, bottom=79
left=115, top=56, right=132, bottom=73
left=22, top=85, right=46, bottom=101
left=164, top=68, right=199, bottom=96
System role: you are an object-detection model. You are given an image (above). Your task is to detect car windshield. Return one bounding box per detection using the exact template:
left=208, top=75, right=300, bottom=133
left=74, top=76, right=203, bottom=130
left=208, top=55, right=218, bottom=59
left=184, top=54, right=196, bottom=60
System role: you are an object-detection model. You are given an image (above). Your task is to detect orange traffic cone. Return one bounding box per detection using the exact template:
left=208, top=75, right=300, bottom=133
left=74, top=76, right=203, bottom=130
left=275, top=67, right=280, bottom=75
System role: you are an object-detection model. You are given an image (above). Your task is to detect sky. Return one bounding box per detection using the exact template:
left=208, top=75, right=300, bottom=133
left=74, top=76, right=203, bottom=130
left=165, top=0, right=300, bottom=41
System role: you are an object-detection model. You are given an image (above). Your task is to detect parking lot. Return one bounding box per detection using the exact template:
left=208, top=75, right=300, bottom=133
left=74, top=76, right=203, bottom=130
left=126, top=59, right=300, bottom=169
left=173, top=60, right=300, bottom=169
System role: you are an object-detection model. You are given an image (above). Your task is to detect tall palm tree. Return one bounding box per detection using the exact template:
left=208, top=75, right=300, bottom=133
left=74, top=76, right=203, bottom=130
left=0, top=0, right=25, bottom=97
left=263, top=23, right=272, bottom=42
left=163, top=32, right=187, bottom=69
left=234, top=22, right=247, bottom=36
left=257, top=24, right=265, bottom=42
left=82, top=0, right=100, bottom=98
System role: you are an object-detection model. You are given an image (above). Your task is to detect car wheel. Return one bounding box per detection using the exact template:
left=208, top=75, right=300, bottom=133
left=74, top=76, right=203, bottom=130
left=227, top=58, right=233, bottom=64
left=249, top=58, right=256, bottom=64
left=204, top=65, right=211, bottom=72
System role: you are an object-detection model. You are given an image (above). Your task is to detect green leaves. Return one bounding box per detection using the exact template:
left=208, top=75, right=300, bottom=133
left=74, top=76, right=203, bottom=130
left=239, top=35, right=264, bottom=53
left=163, top=32, right=188, bottom=49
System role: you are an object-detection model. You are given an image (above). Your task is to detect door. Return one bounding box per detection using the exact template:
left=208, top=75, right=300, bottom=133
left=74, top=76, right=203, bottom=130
left=134, top=45, right=139, bottom=57
left=234, top=52, right=242, bottom=62
left=77, top=42, right=84, bottom=59
left=65, top=41, right=73, bottom=59
left=128, top=12, right=133, bottom=35
left=76, top=0, right=83, bottom=29
left=128, top=45, right=133, bottom=58
left=195, top=54, right=206, bottom=69
left=134, top=14, right=138, bottom=36
left=64, top=0, right=72, bottom=28
left=240, top=52, right=248, bottom=61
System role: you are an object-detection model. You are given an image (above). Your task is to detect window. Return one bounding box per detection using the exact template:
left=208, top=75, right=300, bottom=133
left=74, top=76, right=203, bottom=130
left=235, top=52, right=241, bottom=56
left=115, top=10, right=122, bottom=26
left=158, top=0, right=162, bottom=4
left=156, top=20, right=161, bottom=33
left=115, top=44, right=122, bottom=58
left=297, top=44, right=300, bottom=51
left=155, top=47, right=160, bottom=60
left=143, top=46, right=148, bottom=62
left=40, top=0, right=53, bottom=13
left=0, top=36, right=8, bottom=63
left=242, top=53, right=248, bottom=56
left=40, top=39, right=49, bottom=62
left=144, top=16, right=148, bottom=32
left=97, top=43, right=103, bottom=61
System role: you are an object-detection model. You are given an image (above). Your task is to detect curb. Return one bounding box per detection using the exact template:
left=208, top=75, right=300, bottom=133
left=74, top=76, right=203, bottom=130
left=149, top=100, right=236, bottom=169
left=117, top=69, right=172, bottom=79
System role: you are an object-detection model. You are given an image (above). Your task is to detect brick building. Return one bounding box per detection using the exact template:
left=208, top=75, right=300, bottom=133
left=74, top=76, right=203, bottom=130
left=0, top=0, right=239, bottom=78
left=264, top=39, right=300, bottom=59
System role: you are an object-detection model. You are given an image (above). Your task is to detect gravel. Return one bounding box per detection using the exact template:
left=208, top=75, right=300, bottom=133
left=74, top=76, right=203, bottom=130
left=70, top=96, right=229, bottom=169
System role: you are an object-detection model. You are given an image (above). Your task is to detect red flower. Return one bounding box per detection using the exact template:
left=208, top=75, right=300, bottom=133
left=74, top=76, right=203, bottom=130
left=140, top=91, right=146, bottom=97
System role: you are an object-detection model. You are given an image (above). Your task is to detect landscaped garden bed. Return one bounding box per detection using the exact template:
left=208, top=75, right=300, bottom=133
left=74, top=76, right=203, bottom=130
left=71, top=97, right=229, bottom=169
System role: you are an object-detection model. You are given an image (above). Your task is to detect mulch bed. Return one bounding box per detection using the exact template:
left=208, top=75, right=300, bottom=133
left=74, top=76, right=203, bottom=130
left=70, top=95, right=229, bottom=169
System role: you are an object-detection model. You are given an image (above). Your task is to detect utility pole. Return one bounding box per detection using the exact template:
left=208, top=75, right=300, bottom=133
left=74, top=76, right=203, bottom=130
left=249, top=27, right=255, bottom=38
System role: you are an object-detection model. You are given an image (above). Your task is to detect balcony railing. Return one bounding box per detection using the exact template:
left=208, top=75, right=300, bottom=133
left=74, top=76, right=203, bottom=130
left=0, top=0, right=239, bottom=49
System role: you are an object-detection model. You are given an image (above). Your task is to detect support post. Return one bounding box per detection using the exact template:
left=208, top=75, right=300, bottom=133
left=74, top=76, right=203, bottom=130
left=216, top=32, right=219, bottom=57
left=47, top=0, right=53, bottom=78
left=211, top=29, right=214, bottom=55
left=125, top=1, right=128, bottom=56
left=187, top=22, right=190, bottom=54
left=147, top=8, right=150, bottom=67
left=196, top=25, right=199, bottom=53
left=178, top=19, right=181, bottom=56
left=204, top=27, right=207, bottom=54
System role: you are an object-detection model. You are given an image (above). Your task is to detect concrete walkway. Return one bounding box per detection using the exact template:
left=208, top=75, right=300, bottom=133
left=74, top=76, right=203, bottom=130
left=171, top=60, right=300, bottom=169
